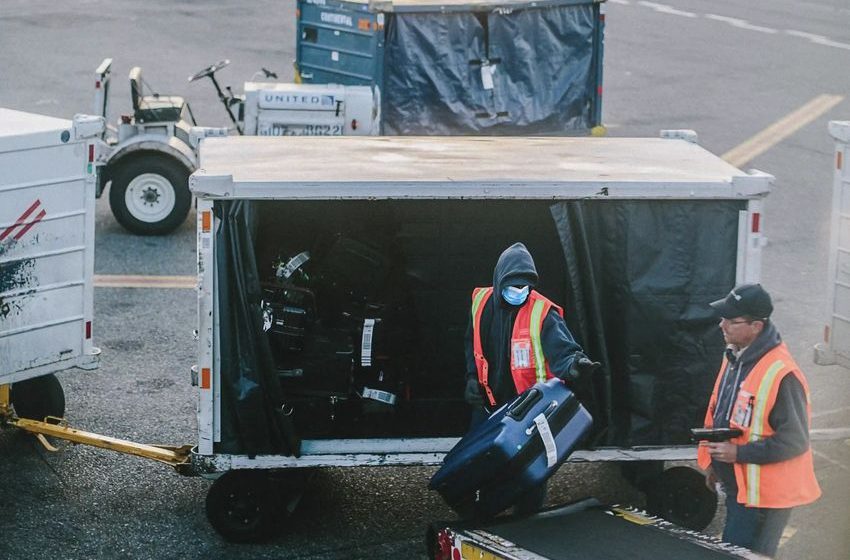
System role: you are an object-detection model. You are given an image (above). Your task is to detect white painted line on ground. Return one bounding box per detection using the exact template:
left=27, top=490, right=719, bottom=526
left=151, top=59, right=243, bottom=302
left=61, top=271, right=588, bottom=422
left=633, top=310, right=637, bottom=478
left=778, top=525, right=798, bottom=549
left=93, top=274, right=196, bottom=289
left=722, top=94, right=845, bottom=168
left=636, top=1, right=697, bottom=18
left=704, top=14, right=778, bottom=34
left=812, top=405, right=850, bottom=419
left=812, top=449, right=850, bottom=472
left=611, top=1, right=850, bottom=52
left=785, top=29, right=850, bottom=50
left=810, top=427, right=850, bottom=441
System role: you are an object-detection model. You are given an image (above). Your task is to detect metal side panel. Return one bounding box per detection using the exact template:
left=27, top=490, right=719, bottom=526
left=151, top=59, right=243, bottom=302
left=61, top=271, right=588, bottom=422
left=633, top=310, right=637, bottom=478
left=196, top=199, right=216, bottom=454
left=0, top=133, right=97, bottom=384
left=816, top=122, right=850, bottom=367
left=191, top=442, right=696, bottom=472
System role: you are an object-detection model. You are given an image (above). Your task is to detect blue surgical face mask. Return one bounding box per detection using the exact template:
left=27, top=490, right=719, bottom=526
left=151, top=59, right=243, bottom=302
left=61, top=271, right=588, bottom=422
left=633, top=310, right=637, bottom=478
left=502, top=285, right=529, bottom=306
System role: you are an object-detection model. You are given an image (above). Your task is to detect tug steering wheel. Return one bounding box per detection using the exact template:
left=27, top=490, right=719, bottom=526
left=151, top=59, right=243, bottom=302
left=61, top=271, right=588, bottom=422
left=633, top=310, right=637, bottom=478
left=188, top=60, right=231, bottom=82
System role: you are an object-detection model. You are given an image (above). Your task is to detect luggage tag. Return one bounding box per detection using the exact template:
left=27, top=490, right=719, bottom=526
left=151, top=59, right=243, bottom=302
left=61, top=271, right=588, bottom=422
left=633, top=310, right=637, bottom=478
left=276, top=251, right=310, bottom=280
left=512, top=339, right=532, bottom=369
left=361, top=319, right=375, bottom=366
left=533, top=413, right=558, bottom=468
left=731, top=389, right=754, bottom=428
left=362, top=387, right=397, bottom=405
left=480, top=61, right=496, bottom=91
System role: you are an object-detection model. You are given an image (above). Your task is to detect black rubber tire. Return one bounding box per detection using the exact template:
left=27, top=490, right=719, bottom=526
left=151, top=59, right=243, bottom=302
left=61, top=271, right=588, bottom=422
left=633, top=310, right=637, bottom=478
left=620, top=460, right=665, bottom=491
left=10, top=374, right=65, bottom=421
left=108, top=154, right=191, bottom=236
left=205, top=470, right=278, bottom=543
left=645, top=466, right=718, bottom=531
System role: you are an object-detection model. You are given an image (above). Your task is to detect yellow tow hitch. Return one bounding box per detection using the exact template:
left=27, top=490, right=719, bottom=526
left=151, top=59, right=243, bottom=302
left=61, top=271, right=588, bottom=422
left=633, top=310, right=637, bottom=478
left=7, top=414, right=194, bottom=475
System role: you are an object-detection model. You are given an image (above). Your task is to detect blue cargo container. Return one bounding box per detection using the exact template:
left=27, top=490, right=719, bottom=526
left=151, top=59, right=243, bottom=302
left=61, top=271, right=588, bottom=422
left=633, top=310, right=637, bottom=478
left=296, top=0, right=605, bottom=135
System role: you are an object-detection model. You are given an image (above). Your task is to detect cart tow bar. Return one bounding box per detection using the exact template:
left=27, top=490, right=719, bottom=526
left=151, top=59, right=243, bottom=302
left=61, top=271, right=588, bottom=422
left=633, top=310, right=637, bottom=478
left=9, top=416, right=195, bottom=475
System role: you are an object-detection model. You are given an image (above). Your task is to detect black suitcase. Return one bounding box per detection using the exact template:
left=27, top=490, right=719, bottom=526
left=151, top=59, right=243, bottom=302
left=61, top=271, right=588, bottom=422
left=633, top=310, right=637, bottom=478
left=429, top=378, right=592, bottom=518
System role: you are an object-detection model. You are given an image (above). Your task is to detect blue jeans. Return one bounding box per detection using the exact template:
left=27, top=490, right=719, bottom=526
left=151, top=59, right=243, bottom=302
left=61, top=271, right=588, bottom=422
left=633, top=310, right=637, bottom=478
left=723, top=493, right=791, bottom=558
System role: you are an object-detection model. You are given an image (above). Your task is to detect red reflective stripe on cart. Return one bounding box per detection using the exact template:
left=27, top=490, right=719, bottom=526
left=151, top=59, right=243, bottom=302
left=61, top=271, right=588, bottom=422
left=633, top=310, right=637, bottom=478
left=751, top=212, right=761, bottom=233
left=13, top=209, right=46, bottom=241
left=201, top=368, right=211, bottom=389
left=1, top=199, right=42, bottom=242
left=202, top=211, right=211, bottom=233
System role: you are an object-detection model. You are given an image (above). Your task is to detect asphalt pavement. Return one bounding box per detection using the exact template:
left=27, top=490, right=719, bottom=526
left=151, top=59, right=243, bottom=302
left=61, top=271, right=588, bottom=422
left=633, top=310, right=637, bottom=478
left=1, top=0, right=849, bottom=558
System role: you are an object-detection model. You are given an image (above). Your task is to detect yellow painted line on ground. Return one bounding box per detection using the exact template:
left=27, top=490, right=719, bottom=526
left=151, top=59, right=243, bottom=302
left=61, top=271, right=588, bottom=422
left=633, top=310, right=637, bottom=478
left=778, top=525, right=797, bottom=549
left=722, top=94, right=845, bottom=168
left=94, top=274, right=196, bottom=289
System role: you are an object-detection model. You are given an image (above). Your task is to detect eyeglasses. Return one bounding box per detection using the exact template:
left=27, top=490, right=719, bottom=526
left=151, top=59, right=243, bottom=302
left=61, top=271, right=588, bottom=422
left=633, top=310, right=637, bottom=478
left=721, top=318, right=762, bottom=325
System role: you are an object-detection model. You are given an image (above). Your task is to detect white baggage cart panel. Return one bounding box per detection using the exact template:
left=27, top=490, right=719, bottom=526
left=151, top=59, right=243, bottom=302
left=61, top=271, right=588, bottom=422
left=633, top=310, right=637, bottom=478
left=0, top=108, right=103, bottom=384
left=816, top=121, right=850, bottom=368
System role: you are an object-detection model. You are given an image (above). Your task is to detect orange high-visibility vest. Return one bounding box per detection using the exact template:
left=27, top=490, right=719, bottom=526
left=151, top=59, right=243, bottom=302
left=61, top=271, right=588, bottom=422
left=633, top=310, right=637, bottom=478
left=697, top=342, right=821, bottom=508
left=471, top=287, right=564, bottom=407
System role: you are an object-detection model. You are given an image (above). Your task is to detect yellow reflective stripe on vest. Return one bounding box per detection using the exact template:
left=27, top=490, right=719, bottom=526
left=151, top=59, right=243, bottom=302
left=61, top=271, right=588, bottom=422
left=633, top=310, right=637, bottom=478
left=529, top=298, right=547, bottom=383
left=746, top=359, right=786, bottom=506
left=471, top=288, right=490, bottom=322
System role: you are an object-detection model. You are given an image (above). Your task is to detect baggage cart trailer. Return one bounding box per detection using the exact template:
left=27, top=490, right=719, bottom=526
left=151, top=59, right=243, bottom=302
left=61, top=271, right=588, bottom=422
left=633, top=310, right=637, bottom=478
left=188, top=132, right=772, bottom=541
left=0, top=108, right=103, bottom=422
left=815, top=120, right=850, bottom=368
left=295, top=0, right=606, bottom=135
left=427, top=498, right=765, bottom=560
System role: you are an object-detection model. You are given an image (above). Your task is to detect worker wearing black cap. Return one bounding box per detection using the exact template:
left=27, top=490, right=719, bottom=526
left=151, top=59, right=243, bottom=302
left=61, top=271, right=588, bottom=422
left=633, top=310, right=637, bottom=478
left=697, top=283, right=820, bottom=557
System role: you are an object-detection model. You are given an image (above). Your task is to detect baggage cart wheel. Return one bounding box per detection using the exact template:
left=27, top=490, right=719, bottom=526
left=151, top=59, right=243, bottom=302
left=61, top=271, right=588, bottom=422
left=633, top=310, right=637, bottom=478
left=10, top=374, right=65, bottom=421
left=108, top=154, right=191, bottom=236
left=645, top=466, right=717, bottom=531
left=206, top=470, right=278, bottom=543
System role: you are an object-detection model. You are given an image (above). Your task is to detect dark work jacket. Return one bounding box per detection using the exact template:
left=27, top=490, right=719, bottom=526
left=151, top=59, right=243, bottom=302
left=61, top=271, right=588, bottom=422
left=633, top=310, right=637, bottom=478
left=463, top=242, right=583, bottom=407
left=711, top=321, right=810, bottom=495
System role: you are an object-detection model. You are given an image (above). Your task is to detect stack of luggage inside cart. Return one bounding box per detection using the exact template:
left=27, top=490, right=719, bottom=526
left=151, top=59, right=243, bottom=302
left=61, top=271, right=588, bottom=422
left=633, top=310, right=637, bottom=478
left=259, top=233, right=418, bottom=438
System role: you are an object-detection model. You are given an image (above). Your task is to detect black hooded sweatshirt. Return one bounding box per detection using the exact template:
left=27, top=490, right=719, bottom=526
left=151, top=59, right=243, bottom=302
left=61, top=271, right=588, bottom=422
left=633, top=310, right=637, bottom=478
left=710, top=321, right=811, bottom=495
left=464, top=242, right=583, bottom=407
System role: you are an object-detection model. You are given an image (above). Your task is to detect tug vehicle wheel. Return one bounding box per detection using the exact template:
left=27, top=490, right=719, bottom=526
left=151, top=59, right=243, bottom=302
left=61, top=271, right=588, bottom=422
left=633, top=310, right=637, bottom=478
left=10, top=374, right=65, bottom=421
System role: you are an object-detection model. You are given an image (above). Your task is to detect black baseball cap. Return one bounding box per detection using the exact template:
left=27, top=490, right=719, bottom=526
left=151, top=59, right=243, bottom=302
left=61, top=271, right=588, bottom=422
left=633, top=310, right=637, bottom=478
left=710, top=283, right=773, bottom=320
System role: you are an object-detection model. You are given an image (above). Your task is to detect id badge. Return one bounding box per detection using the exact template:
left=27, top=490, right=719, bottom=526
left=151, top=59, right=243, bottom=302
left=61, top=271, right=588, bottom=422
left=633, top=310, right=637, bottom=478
left=732, top=389, right=754, bottom=428
left=512, top=339, right=532, bottom=369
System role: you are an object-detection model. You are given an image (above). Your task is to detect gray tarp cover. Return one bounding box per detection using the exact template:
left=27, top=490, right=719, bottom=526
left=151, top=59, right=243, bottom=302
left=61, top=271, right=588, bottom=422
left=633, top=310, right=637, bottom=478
left=215, top=199, right=741, bottom=453
left=215, top=200, right=299, bottom=455
left=551, top=201, right=742, bottom=446
left=382, top=4, right=596, bottom=134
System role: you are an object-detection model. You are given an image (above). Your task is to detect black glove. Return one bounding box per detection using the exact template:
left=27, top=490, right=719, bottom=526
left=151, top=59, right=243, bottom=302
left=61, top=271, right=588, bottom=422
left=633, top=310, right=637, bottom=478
left=564, top=352, right=601, bottom=383
left=464, top=378, right=484, bottom=406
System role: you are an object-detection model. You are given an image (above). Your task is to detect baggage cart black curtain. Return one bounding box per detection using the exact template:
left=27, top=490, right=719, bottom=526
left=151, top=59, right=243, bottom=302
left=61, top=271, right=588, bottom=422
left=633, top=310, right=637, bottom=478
left=382, top=3, right=596, bottom=135
left=550, top=200, right=742, bottom=446
left=214, top=200, right=300, bottom=456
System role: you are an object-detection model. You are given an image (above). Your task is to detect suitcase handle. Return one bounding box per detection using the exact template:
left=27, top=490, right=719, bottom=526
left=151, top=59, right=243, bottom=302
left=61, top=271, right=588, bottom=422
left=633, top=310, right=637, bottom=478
left=525, top=400, right=560, bottom=436
left=507, top=388, right=542, bottom=420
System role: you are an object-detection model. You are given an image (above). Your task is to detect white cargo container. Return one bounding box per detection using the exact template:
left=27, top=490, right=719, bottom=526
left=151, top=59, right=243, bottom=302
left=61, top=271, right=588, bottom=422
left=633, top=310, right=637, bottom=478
left=815, top=121, right=850, bottom=368
left=188, top=134, right=773, bottom=541
left=0, top=108, right=103, bottom=420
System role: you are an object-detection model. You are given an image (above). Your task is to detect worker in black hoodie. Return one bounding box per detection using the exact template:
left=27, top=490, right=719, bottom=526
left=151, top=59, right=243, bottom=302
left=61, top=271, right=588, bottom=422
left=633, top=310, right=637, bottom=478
left=464, top=242, right=599, bottom=513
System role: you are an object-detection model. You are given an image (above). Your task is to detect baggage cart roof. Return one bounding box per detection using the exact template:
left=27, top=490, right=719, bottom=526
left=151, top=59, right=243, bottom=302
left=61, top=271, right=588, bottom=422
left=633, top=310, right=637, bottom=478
left=0, top=108, right=73, bottom=153
left=191, top=135, right=773, bottom=200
